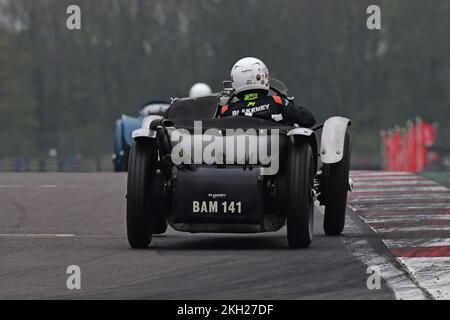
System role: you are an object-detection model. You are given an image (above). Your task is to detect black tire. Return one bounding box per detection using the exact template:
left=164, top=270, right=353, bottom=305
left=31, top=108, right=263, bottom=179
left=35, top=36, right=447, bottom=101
left=323, top=132, right=351, bottom=236
left=151, top=171, right=168, bottom=235
left=126, top=139, right=157, bottom=248
left=286, top=140, right=315, bottom=249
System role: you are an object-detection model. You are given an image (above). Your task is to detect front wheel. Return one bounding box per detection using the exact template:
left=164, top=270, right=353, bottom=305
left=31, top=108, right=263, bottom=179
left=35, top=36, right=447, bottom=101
left=322, top=132, right=351, bottom=236
left=151, top=171, right=168, bottom=235
left=286, top=140, right=315, bottom=249
left=126, top=139, right=157, bottom=248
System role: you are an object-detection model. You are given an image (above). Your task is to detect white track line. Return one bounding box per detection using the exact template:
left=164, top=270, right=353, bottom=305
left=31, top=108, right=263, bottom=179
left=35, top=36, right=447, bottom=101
left=316, top=204, right=427, bottom=299
left=353, top=177, right=426, bottom=181
left=352, top=187, right=447, bottom=192
left=350, top=204, right=450, bottom=211
left=0, top=234, right=75, bottom=238
left=397, top=257, right=450, bottom=300
left=348, top=171, right=450, bottom=300
left=354, top=181, right=439, bottom=187
left=0, top=185, right=57, bottom=188
left=363, top=215, right=450, bottom=223
left=344, top=217, right=428, bottom=299
left=348, top=193, right=450, bottom=202
left=350, top=194, right=450, bottom=201
left=351, top=172, right=413, bottom=176
left=376, top=226, right=450, bottom=233
left=383, top=238, right=450, bottom=249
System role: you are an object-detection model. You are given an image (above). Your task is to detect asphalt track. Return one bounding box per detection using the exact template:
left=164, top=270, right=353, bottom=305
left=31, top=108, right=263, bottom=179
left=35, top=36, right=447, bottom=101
left=0, top=172, right=439, bottom=299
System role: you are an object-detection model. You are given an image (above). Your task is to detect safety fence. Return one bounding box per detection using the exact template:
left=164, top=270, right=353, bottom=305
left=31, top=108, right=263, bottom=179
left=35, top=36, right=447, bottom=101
left=381, top=117, right=439, bottom=172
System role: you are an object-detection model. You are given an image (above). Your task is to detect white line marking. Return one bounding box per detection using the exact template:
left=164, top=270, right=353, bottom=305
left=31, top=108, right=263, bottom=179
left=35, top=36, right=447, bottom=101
left=0, top=185, right=58, bottom=188
left=316, top=204, right=427, bottom=300
left=355, top=181, right=439, bottom=187
left=353, top=177, right=426, bottom=181
left=397, top=257, right=450, bottom=300
left=350, top=204, right=450, bottom=211
left=348, top=171, right=450, bottom=300
left=0, top=234, right=75, bottom=238
left=350, top=194, right=450, bottom=201
left=377, top=226, right=450, bottom=233
left=363, top=215, right=450, bottom=223
left=351, top=172, right=413, bottom=177
left=353, top=187, right=447, bottom=192
left=383, top=238, right=450, bottom=248
left=349, top=193, right=450, bottom=202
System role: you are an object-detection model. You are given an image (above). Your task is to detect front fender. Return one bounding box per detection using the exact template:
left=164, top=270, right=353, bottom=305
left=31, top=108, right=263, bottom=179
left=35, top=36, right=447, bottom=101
left=320, top=116, right=351, bottom=164
left=122, top=115, right=142, bottom=146
left=132, top=115, right=164, bottom=140
left=287, top=127, right=318, bottom=172
left=287, top=127, right=313, bottom=137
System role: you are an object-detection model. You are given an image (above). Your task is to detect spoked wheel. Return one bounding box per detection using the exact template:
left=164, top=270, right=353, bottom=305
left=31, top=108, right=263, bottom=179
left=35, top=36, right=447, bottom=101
left=322, top=132, right=351, bottom=236
left=126, top=139, right=157, bottom=248
left=286, top=140, right=315, bottom=249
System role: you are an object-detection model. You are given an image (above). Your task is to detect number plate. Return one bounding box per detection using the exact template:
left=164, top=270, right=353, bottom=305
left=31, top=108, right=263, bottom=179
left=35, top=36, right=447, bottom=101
left=192, top=201, right=242, bottom=214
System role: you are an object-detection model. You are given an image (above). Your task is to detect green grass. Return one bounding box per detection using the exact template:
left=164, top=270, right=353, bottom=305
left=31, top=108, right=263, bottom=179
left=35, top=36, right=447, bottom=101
left=421, top=171, right=450, bottom=188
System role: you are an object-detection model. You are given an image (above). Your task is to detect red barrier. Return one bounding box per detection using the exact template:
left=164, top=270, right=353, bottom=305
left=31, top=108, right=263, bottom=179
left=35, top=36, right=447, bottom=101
left=381, top=118, right=437, bottom=172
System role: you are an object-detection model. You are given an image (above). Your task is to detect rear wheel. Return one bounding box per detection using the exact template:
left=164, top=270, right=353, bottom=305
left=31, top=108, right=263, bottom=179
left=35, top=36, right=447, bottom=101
left=126, top=139, right=157, bottom=248
left=323, top=132, right=351, bottom=236
left=286, top=140, right=314, bottom=248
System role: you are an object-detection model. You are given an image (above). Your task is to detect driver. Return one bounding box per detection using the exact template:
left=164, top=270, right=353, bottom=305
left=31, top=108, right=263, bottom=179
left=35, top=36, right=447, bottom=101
left=220, top=57, right=316, bottom=128
left=189, top=82, right=212, bottom=98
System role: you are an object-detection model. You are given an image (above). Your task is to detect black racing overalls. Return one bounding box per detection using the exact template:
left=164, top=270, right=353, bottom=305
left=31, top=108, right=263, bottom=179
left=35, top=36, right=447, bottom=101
left=219, top=91, right=316, bottom=128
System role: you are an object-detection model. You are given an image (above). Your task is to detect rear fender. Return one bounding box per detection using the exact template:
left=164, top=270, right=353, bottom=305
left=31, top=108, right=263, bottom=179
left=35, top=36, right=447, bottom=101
left=320, top=116, right=351, bottom=164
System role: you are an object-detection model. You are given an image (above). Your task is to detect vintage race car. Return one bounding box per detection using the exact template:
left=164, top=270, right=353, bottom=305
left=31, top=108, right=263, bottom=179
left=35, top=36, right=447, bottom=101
left=113, top=100, right=170, bottom=171
left=126, top=80, right=352, bottom=248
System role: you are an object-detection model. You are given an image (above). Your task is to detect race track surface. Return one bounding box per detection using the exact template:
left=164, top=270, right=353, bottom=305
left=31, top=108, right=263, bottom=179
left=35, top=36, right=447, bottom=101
left=0, top=171, right=446, bottom=299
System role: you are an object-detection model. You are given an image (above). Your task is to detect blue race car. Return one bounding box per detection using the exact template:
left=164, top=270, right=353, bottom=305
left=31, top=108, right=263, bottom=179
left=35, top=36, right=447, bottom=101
left=113, top=100, right=170, bottom=172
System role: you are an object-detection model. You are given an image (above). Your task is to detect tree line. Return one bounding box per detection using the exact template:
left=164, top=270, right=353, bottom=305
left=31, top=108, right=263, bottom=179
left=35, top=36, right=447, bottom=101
left=0, top=0, right=449, bottom=158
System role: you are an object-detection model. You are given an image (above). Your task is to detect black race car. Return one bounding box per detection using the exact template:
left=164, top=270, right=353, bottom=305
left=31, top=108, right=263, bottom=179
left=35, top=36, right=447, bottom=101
left=126, top=79, right=351, bottom=248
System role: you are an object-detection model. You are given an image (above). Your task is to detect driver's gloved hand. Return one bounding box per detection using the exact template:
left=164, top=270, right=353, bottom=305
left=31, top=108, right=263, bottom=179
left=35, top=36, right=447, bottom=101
left=283, top=102, right=316, bottom=128
left=149, top=118, right=174, bottom=130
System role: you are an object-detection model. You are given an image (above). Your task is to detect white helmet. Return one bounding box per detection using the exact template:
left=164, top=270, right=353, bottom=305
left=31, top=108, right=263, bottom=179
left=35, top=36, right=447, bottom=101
left=189, top=83, right=212, bottom=98
left=230, top=57, right=270, bottom=94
